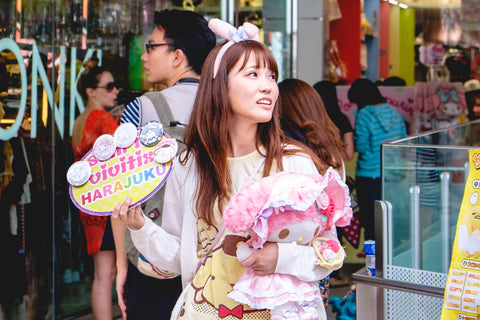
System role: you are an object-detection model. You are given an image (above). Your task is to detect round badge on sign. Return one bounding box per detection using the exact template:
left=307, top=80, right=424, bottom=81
left=114, top=122, right=138, bottom=148
left=139, top=121, right=163, bottom=147
left=93, top=134, right=117, bottom=161
left=154, top=138, right=178, bottom=164
left=67, top=161, right=92, bottom=187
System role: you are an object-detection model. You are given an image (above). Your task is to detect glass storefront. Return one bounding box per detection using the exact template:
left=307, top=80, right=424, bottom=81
left=0, top=0, right=300, bottom=318
left=376, top=120, right=480, bottom=319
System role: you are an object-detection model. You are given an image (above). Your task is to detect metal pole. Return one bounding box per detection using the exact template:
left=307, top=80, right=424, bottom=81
left=410, top=186, right=421, bottom=269
left=440, top=172, right=450, bottom=274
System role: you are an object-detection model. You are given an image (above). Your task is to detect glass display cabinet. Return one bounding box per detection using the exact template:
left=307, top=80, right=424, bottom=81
left=353, top=119, right=480, bottom=319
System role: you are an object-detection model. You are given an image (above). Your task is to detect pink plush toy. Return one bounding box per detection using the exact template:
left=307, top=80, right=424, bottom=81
left=223, top=168, right=352, bottom=319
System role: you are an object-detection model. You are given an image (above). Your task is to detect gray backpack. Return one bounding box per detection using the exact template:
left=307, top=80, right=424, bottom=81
left=125, top=92, right=187, bottom=279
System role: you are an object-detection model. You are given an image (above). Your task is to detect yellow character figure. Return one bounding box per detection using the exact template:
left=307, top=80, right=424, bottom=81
left=458, top=205, right=480, bottom=258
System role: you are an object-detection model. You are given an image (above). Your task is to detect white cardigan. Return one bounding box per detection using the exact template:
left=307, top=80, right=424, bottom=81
left=130, top=150, right=338, bottom=289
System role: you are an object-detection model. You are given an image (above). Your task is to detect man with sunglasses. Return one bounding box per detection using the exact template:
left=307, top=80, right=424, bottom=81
left=119, top=9, right=215, bottom=128
left=112, top=9, right=215, bottom=320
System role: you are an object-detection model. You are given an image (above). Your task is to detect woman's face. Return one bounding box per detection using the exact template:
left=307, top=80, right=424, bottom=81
left=93, top=71, right=118, bottom=108
left=228, top=53, right=278, bottom=127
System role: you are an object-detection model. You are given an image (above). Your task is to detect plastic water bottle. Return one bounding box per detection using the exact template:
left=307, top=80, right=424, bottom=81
left=364, top=240, right=376, bottom=276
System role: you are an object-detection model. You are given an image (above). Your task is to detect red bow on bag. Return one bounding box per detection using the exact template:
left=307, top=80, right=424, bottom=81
left=219, top=304, right=243, bottom=318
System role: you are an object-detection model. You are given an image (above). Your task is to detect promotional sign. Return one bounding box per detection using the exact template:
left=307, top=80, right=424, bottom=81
left=69, top=130, right=174, bottom=216
left=441, top=150, right=480, bottom=319
left=336, top=85, right=415, bottom=130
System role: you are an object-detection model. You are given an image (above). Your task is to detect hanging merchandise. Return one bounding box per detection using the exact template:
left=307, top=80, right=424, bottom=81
left=328, top=0, right=342, bottom=22
left=464, top=79, right=480, bottom=120
left=170, top=0, right=202, bottom=8
left=444, top=48, right=471, bottom=83
left=414, top=82, right=467, bottom=132
left=360, top=44, right=367, bottom=72
left=419, top=44, right=450, bottom=83
left=359, top=2, right=371, bottom=72
left=433, top=84, right=467, bottom=123
left=439, top=9, right=462, bottom=47
left=339, top=176, right=360, bottom=249
left=419, top=44, right=445, bottom=68
left=459, top=0, right=480, bottom=48
left=328, top=40, right=348, bottom=84
left=441, top=150, right=480, bottom=319
left=469, top=49, right=480, bottom=81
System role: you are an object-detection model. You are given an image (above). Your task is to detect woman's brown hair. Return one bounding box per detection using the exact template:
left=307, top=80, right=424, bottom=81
left=278, top=78, right=345, bottom=171
left=182, top=41, right=322, bottom=225
left=77, top=56, right=108, bottom=104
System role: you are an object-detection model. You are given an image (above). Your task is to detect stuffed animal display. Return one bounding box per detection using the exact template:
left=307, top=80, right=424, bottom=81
left=223, top=168, right=352, bottom=319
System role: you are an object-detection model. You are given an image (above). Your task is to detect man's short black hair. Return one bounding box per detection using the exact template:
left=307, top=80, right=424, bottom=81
left=154, top=9, right=216, bottom=75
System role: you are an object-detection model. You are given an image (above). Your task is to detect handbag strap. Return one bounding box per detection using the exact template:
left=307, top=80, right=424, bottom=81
left=195, top=156, right=265, bottom=272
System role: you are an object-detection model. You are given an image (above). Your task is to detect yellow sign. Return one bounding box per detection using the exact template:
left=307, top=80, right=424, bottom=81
left=441, top=150, right=480, bottom=319
left=69, top=136, right=173, bottom=216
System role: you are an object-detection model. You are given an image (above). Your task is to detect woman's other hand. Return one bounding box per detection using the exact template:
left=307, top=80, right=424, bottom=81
left=239, top=242, right=278, bottom=276
left=112, top=197, right=145, bottom=230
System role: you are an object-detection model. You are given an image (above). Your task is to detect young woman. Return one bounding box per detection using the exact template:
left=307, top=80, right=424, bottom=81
left=278, top=78, right=349, bottom=300
left=72, top=57, right=119, bottom=320
left=313, top=80, right=354, bottom=161
left=348, top=78, right=407, bottom=241
left=113, top=21, right=338, bottom=319
left=279, top=78, right=346, bottom=180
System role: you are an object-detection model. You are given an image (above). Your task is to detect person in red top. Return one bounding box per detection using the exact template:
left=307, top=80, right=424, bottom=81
left=71, top=56, right=119, bottom=320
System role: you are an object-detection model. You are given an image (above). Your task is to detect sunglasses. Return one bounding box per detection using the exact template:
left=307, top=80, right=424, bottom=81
left=145, top=43, right=171, bottom=53
left=97, top=82, right=118, bottom=92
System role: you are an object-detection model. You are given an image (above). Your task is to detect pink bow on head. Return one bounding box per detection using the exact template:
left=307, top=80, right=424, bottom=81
left=208, top=18, right=260, bottom=78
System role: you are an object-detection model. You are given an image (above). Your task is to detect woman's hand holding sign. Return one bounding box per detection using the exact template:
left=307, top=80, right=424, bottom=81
left=112, top=197, right=145, bottom=230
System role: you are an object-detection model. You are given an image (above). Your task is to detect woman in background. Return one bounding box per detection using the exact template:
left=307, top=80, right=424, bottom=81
left=279, top=78, right=346, bottom=179
left=314, top=80, right=354, bottom=161
left=348, top=78, right=406, bottom=242
left=72, top=57, right=119, bottom=320
left=278, top=78, right=349, bottom=301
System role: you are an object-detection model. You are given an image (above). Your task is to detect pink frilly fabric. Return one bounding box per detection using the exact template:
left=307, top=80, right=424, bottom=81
left=223, top=167, right=352, bottom=249
left=223, top=168, right=352, bottom=318
left=229, top=269, right=320, bottom=319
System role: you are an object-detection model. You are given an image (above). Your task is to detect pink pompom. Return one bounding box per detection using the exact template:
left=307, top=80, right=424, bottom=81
left=242, top=22, right=260, bottom=41
left=208, top=18, right=236, bottom=40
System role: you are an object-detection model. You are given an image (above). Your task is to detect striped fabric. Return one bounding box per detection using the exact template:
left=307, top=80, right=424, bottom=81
left=120, top=97, right=141, bottom=127
left=354, top=102, right=407, bottom=178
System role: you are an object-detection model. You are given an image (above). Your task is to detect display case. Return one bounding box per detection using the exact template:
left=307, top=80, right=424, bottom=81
left=354, top=119, right=480, bottom=319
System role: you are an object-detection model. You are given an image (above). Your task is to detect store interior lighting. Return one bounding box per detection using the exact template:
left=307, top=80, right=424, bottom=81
left=383, top=0, right=408, bottom=8
left=383, top=0, right=461, bottom=8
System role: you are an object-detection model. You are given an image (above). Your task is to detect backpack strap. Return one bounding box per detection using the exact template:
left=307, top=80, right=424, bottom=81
left=126, top=91, right=186, bottom=270
left=144, top=91, right=185, bottom=147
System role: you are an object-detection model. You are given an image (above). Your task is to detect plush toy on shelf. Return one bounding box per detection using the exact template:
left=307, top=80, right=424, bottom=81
left=223, top=168, right=352, bottom=320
